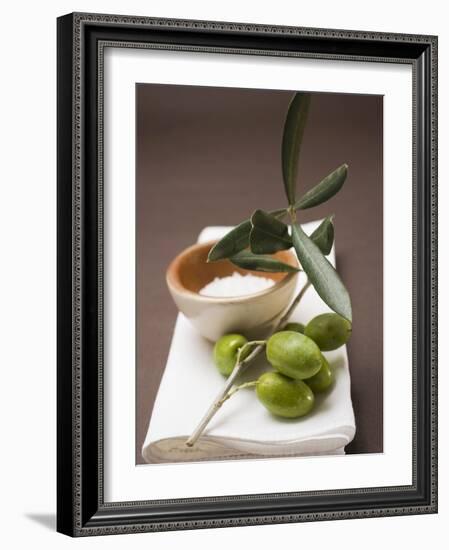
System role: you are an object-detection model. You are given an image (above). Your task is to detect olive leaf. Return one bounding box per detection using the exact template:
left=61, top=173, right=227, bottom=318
left=207, top=219, right=252, bottom=262
left=310, top=216, right=334, bottom=255
left=291, top=223, right=352, bottom=321
left=208, top=209, right=286, bottom=262
left=294, top=164, right=348, bottom=210
left=250, top=209, right=292, bottom=254
left=282, top=92, right=312, bottom=205
left=230, top=250, right=299, bottom=273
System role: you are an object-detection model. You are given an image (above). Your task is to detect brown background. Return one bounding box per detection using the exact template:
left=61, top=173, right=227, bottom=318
left=136, top=84, right=383, bottom=464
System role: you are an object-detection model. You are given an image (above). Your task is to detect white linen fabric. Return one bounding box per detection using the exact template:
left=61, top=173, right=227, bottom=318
left=142, top=222, right=355, bottom=463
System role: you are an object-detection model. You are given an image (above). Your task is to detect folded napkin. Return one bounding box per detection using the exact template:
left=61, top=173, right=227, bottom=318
left=142, top=222, right=356, bottom=463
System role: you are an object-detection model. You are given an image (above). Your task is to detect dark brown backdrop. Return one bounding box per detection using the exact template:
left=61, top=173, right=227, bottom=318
left=136, top=84, right=383, bottom=464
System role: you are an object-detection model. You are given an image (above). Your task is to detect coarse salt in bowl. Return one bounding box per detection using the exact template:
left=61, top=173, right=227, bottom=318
left=166, top=241, right=299, bottom=341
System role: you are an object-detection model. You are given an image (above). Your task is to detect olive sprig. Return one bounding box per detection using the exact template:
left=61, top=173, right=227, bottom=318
left=186, top=92, right=352, bottom=447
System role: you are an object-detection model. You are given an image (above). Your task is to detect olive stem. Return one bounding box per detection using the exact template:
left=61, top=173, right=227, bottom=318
left=185, top=342, right=265, bottom=447
left=185, top=279, right=312, bottom=447
left=236, top=340, right=267, bottom=364
left=218, top=381, right=258, bottom=406
left=278, top=280, right=311, bottom=328
left=288, top=205, right=297, bottom=223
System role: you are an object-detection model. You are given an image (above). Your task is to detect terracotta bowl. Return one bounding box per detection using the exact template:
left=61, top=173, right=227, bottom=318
left=166, top=241, right=299, bottom=341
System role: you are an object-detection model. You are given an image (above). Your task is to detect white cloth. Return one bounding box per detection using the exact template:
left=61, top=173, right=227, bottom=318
left=142, top=222, right=356, bottom=463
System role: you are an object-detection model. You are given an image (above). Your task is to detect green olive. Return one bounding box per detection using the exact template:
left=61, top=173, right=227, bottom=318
left=213, top=334, right=248, bottom=376
left=305, top=355, right=334, bottom=392
left=266, top=330, right=323, bottom=380
left=304, top=313, right=352, bottom=351
left=256, top=371, right=315, bottom=418
left=283, top=322, right=305, bottom=334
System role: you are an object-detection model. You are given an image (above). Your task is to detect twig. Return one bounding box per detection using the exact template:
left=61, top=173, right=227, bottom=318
left=278, top=279, right=311, bottom=328
left=218, top=381, right=258, bottom=406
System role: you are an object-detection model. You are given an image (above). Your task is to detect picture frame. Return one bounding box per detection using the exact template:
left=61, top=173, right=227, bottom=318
left=57, top=12, right=438, bottom=536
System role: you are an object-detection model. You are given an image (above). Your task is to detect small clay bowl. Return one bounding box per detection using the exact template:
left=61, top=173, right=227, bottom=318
left=166, top=241, right=299, bottom=341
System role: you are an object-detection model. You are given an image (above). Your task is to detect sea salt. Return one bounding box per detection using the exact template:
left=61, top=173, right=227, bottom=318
left=199, top=272, right=275, bottom=297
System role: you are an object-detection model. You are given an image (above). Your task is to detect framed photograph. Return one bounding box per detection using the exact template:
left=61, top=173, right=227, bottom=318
left=57, top=12, right=438, bottom=536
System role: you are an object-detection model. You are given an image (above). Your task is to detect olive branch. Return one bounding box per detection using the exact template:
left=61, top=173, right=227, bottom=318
left=186, top=92, right=351, bottom=447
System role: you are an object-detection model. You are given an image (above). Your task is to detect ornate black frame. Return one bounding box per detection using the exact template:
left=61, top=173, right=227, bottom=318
left=57, top=12, right=438, bottom=537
